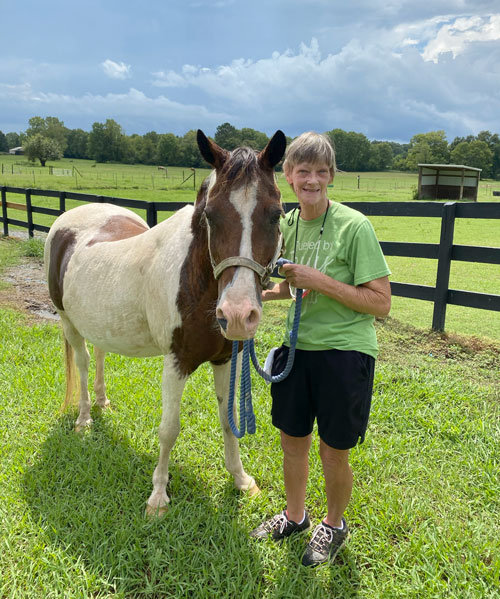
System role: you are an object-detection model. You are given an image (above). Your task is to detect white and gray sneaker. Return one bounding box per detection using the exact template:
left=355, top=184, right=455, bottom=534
left=250, top=510, right=311, bottom=541
left=302, top=518, right=348, bottom=567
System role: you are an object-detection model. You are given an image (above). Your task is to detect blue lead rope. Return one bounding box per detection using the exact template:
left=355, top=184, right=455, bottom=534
left=227, top=258, right=303, bottom=438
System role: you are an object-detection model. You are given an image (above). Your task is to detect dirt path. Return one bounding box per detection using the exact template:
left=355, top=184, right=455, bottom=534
left=0, top=256, right=59, bottom=322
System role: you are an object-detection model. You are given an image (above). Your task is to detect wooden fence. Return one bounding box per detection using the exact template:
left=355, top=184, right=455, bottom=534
left=1, top=185, right=499, bottom=332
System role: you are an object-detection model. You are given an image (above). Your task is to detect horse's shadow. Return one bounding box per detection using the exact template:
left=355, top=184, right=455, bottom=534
left=22, top=413, right=361, bottom=596
left=21, top=412, right=262, bottom=594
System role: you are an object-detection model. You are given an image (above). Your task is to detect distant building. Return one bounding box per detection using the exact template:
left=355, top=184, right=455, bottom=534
left=417, top=164, right=481, bottom=201
left=8, top=146, right=24, bottom=155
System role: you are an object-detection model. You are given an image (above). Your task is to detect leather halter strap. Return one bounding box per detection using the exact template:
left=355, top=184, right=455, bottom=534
left=211, top=233, right=283, bottom=290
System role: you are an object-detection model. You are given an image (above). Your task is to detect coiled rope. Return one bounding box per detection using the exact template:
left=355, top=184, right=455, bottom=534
left=227, top=259, right=303, bottom=438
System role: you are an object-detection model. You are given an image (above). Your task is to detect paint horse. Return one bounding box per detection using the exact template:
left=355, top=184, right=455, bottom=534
left=44, top=130, right=286, bottom=515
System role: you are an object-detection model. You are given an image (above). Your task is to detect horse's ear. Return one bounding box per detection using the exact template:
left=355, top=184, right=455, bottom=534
left=258, top=130, right=287, bottom=169
left=197, top=130, right=229, bottom=169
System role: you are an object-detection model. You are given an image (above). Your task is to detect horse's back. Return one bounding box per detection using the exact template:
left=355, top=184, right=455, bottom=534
left=45, top=203, right=149, bottom=310
left=45, top=202, right=195, bottom=357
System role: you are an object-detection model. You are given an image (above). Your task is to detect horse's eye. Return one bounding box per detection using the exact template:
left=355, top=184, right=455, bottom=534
left=270, top=210, right=283, bottom=225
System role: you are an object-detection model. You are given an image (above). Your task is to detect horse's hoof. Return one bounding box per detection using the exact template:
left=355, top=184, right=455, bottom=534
left=145, top=504, right=169, bottom=518
left=74, top=421, right=92, bottom=433
left=96, top=399, right=111, bottom=410
left=246, top=483, right=261, bottom=497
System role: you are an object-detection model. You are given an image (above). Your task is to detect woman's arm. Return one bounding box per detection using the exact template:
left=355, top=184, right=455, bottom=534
left=280, top=263, right=391, bottom=318
left=262, top=280, right=292, bottom=302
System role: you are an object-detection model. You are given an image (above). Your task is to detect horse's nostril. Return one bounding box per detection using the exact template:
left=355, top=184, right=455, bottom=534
left=247, top=309, right=259, bottom=326
left=217, top=317, right=228, bottom=331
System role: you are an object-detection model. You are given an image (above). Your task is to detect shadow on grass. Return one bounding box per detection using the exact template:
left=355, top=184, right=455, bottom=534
left=22, top=412, right=361, bottom=597
left=22, top=413, right=262, bottom=596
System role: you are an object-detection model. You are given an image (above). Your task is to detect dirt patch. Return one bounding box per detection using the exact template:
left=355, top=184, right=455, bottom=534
left=0, top=257, right=59, bottom=323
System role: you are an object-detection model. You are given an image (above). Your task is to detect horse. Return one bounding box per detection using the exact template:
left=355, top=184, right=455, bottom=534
left=44, top=130, right=287, bottom=516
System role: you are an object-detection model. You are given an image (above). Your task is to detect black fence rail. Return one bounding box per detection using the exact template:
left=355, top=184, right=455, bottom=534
left=1, top=185, right=499, bottom=332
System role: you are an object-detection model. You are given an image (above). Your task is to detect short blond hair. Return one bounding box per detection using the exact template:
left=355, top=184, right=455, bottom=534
left=283, top=131, right=336, bottom=175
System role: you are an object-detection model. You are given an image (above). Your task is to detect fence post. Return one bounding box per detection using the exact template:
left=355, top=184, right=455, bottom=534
left=59, top=191, right=66, bottom=215
left=146, top=202, right=157, bottom=228
left=25, top=189, right=34, bottom=238
left=432, top=202, right=457, bottom=331
left=1, top=186, right=8, bottom=236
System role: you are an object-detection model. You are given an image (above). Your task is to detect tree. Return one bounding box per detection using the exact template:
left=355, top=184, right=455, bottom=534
left=65, top=129, right=90, bottom=159
left=24, top=134, right=63, bottom=166
left=88, top=119, right=126, bottom=162
left=26, top=116, right=68, bottom=153
left=214, top=122, right=241, bottom=150
left=477, top=131, right=500, bottom=179
left=450, top=141, right=493, bottom=174
left=0, top=131, right=8, bottom=152
left=157, top=133, right=180, bottom=166
left=368, top=142, right=393, bottom=171
left=406, top=130, right=449, bottom=170
left=179, top=130, right=205, bottom=167
left=6, top=132, right=20, bottom=149
left=326, top=129, right=371, bottom=171
left=240, top=128, right=269, bottom=150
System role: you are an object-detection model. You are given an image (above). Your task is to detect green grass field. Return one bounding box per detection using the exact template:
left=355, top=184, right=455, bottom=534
left=0, top=266, right=498, bottom=597
left=2, top=155, right=499, bottom=342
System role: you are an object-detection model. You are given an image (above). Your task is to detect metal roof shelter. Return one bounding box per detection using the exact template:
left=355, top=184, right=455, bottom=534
left=417, top=164, right=482, bottom=201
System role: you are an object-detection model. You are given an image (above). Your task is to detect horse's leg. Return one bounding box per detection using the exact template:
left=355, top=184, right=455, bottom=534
left=60, top=316, right=92, bottom=432
left=93, top=346, right=110, bottom=409
left=146, top=354, right=187, bottom=517
left=212, top=359, right=259, bottom=496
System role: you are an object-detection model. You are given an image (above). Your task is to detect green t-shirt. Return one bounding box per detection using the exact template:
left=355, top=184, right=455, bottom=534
left=280, top=201, right=391, bottom=358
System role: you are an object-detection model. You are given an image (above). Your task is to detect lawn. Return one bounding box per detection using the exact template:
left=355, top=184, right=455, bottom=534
left=2, top=157, right=499, bottom=341
left=0, top=239, right=498, bottom=598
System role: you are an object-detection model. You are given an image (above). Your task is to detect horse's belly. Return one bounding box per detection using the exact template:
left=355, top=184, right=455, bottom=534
left=65, top=297, right=163, bottom=357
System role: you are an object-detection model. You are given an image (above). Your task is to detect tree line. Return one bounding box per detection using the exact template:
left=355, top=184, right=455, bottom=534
left=1, top=117, right=499, bottom=178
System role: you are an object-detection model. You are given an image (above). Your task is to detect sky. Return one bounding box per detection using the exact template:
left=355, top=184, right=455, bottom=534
left=1, top=0, right=499, bottom=144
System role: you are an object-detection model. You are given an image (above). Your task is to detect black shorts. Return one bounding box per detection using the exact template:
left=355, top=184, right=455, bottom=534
left=270, top=346, right=375, bottom=450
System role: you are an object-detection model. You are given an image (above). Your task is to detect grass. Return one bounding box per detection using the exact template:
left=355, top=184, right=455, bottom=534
left=0, top=293, right=498, bottom=597
left=3, top=158, right=500, bottom=341
left=0, top=232, right=499, bottom=597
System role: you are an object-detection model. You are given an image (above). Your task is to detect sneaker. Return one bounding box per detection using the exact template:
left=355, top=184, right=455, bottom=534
left=301, top=518, right=348, bottom=567
left=250, top=510, right=311, bottom=541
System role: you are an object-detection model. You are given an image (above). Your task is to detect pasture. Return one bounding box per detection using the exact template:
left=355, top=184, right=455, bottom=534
left=2, top=154, right=500, bottom=341
left=0, top=237, right=499, bottom=598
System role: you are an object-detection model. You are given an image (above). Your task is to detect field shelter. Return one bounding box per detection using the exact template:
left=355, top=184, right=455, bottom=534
left=417, top=164, right=482, bottom=201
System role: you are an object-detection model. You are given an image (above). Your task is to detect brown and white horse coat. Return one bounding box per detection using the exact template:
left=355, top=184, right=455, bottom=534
left=44, top=130, right=286, bottom=515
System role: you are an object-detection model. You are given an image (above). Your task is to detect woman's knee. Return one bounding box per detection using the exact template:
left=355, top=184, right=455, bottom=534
left=319, top=439, right=350, bottom=467
left=280, top=431, right=312, bottom=459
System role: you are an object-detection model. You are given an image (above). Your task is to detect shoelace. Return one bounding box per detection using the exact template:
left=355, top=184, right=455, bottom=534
left=309, top=524, right=334, bottom=551
left=266, top=513, right=288, bottom=534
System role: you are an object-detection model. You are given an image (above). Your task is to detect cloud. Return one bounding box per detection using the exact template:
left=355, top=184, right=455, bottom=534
left=421, top=14, right=500, bottom=62
left=147, top=30, right=500, bottom=140
left=0, top=84, right=232, bottom=134
left=101, top=59, right=132, bottom=80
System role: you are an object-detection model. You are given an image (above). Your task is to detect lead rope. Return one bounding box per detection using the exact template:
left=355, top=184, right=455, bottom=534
left=227, top=258, right=303, bottom=438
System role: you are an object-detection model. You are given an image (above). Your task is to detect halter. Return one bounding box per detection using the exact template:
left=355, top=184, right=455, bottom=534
left=209, top=232, right=283, bottom=290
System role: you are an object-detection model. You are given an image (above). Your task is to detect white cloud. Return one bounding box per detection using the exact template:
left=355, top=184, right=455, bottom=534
left=422, top=14, right=500, bottom=62
left=0, top=84, right=232, bottom=134
left=101, top=59, right=132, bottom=80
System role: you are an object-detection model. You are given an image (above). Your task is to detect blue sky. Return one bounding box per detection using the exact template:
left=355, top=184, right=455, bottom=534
left=1, top=0, right=499, bottom=143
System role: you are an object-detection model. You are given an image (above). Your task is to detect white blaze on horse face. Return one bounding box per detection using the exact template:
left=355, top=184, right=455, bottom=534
left=216, top=182, right=262, bottom=340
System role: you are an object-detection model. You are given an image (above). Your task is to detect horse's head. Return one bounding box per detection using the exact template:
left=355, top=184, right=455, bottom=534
left=197, top=129, right=286, bottom=340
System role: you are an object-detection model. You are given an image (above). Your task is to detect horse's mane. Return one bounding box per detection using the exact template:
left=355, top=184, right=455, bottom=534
left=193, top=146, right=259, bottom=223
left=219, top=147, right=259, bottom=188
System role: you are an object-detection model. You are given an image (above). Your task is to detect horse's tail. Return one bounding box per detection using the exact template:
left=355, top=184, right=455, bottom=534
left=62, top=335, right=80, bottom=411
